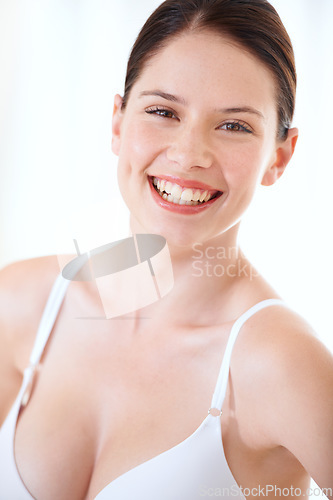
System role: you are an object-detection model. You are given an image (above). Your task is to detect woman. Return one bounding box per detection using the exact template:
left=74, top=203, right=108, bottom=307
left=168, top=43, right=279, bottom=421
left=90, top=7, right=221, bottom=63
left=0, top=0, right=332, bottom=498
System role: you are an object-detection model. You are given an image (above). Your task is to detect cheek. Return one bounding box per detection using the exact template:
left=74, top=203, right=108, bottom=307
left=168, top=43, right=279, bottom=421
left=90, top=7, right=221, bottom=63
left=221, top=144, right=265, bottom=191
left=118, top=120, right=166, bottom=175
left=116, top=121, right=165, bottom=211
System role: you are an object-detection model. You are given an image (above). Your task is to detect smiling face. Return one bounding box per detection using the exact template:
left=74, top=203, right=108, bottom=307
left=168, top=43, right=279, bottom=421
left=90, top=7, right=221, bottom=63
left=112, top=31, right=297, bottom=248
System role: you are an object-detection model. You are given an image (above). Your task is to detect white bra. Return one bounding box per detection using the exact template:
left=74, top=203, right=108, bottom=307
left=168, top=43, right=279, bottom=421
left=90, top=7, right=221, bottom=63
left=0, top=273, right=284, bottom=499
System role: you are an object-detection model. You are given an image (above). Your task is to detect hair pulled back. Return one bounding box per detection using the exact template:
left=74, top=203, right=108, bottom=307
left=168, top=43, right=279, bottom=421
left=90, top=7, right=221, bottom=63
left=121, top=0, right=296, bottom=140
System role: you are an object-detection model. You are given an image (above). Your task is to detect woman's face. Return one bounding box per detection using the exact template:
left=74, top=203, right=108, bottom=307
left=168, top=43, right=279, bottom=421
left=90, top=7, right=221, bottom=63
left=112, top=31, right=297, bottom=248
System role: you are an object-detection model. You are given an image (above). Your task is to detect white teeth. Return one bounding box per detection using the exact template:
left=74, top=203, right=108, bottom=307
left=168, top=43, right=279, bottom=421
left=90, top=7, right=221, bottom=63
left=152, top=177, right=218, bottom=206
left=170, top=184, right=182, bottom=199
left=192, top=190, right=201, bottom=201
left=181, top=188, right=194, bottom=201
left=199, top=190, right=208, bottom=202
left=164, top=181, right=173, bottom=194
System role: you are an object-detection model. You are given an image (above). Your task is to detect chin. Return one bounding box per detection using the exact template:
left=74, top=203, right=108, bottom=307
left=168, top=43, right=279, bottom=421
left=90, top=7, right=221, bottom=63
left=129, top=214, right=209, bottom=252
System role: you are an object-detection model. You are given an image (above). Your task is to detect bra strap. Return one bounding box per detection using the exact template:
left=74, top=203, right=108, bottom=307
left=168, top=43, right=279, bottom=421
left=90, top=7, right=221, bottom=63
left=210, top=299, right=285, bottom=412
left=28, top=273, right=70, bottom=367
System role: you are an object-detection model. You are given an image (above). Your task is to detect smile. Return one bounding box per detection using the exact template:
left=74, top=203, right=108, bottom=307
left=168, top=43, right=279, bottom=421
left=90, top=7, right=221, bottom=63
left=151, top=176, right=222, bottom=206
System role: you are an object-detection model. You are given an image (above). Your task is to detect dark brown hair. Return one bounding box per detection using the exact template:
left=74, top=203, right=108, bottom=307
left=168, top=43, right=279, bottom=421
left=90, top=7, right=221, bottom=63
left=121, top=0, right=296, bottom=140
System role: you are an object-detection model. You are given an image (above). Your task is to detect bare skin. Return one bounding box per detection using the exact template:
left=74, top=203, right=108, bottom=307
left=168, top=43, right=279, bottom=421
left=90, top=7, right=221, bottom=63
left=0, top=253, right=332, bottom=499
left=1, top=31, right=333, bottom=499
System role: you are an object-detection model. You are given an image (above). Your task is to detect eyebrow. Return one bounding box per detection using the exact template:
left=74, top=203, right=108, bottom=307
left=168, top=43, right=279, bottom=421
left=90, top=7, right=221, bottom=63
left=217, top=106, right=265, bottom=120
left=139, top=90, right=186, bottom=104
left=139, top=90, right=265, bottom=120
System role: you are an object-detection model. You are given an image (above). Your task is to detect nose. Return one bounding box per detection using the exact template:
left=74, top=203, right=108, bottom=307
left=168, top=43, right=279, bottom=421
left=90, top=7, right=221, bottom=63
left=166, top=124, right=214, bottom=170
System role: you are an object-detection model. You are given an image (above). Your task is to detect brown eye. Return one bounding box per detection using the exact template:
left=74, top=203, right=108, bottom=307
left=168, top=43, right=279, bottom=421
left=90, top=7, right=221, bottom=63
left=226, top=123, right=241, bottom=131
left=219, top=121, right=252, bottom=133
left=145, top=107, right=177, bottom=119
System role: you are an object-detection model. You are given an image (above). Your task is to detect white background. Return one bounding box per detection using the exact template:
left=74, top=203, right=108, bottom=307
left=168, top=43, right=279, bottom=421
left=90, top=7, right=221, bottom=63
left=0, top=1, right=332, bottom=494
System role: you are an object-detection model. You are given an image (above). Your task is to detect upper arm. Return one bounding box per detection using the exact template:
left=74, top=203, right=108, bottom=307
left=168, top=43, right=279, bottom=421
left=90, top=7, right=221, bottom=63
left=0, top=256, right=61, bottom=425
left=248, top=309, right=333, bottom=492
left=272, top=332, right=333, bottom=492
left=0, top=280, right=22, bottom=425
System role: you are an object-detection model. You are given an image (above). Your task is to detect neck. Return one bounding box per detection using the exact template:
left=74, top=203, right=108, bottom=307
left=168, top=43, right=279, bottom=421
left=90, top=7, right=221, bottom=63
left=128, top=220, right=251, bottom=326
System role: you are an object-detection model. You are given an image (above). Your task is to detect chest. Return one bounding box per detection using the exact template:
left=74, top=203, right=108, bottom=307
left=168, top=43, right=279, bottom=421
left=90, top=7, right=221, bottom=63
left=13, top=319, right=230, bottom=499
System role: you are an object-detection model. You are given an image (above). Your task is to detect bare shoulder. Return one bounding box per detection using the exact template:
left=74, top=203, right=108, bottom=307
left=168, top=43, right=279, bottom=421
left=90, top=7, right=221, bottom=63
left=239, top=302, right=332, bottom=384
left=0, top=255, right=66, bottom=424
left=238, top=301, right=327, bottom=357
left=0, top=255, right=63, bottom=372
left=233, top=302, right=333, bottom=415
left=232, top=302, right=333, bottom=486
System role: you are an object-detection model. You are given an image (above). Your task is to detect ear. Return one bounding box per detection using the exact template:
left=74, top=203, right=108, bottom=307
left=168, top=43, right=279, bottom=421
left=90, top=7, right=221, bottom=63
left=111, top=94, right=124, bottom=156
left=261, top=127, right=299, bottom=186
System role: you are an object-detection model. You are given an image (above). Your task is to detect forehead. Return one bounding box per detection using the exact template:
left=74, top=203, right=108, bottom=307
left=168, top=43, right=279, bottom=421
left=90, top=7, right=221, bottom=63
left=131, top=31, right=277, bottom=116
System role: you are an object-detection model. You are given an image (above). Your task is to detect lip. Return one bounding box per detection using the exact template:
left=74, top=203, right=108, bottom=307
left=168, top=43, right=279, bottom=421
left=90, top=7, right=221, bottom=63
left=151, top=174, right=220, bottom=192
left=148, top=176, right=223, bottom=214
